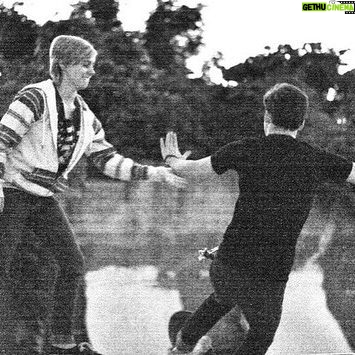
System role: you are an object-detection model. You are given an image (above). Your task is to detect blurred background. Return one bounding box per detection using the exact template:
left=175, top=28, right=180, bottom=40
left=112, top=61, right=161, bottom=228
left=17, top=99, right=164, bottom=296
left=0, top=0, right=355, bottom=354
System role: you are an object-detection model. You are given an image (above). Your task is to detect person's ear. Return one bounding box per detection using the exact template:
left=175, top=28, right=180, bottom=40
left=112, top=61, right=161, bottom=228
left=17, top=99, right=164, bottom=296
left=58, top=61, right=66, bottom=71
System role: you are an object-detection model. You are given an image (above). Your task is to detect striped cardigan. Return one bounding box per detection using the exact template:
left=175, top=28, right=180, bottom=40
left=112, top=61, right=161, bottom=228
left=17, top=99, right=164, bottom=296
left=0, top=79, right=157, bottom=196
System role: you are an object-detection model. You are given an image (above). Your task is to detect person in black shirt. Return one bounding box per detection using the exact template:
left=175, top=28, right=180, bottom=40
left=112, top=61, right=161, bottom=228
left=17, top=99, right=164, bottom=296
left=161, top=83, right=355, bottom=354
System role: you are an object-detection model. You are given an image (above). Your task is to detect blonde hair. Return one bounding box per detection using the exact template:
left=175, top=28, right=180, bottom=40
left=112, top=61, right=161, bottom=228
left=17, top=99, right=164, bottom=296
left=49, top=35, right=97, bottom=84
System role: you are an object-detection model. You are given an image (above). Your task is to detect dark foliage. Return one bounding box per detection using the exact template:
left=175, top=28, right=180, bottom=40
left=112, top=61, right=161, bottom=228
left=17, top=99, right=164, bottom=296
left=0, top=1, right=354, bottom=162
left=144, top=0, right=203, bottom=70
left=0, top=4, right=39, bottom=59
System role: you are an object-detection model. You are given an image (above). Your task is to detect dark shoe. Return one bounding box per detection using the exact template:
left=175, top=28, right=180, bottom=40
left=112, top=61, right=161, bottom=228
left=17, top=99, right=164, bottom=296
left=47, top=342, right=103, bottom=355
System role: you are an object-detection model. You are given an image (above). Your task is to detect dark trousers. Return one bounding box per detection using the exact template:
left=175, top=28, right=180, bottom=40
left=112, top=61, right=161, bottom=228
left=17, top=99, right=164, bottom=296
left=0, top=189, right=85, bottom=343
left=180, top=256, right=287, bottom=355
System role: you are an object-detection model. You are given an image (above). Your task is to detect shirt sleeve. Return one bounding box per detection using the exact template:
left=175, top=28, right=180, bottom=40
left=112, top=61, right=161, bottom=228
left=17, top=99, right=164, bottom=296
left=86, top=116, right=151, bottom=181
left=210, top=140, right=249, bottom=175
left=0, top=88, right=44, bottom=179
left=315, top=149, right=352, bottom=183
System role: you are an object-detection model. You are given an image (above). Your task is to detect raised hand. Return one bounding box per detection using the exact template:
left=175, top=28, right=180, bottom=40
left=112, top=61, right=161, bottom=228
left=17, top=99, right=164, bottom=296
left=160, top=132, right=191, bottom=163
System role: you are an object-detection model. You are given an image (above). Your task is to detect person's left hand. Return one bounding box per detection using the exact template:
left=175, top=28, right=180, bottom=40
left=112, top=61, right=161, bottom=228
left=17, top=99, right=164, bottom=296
left=160, top=132, right=191, bottom=163
left=154, top=166, right=188, bottom=189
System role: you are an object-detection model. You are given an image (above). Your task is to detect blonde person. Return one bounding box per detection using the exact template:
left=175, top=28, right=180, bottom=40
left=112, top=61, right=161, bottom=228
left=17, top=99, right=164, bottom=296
left=0, top=35, right=186, bottom=355
left=161, top=83, right=355, bottom=354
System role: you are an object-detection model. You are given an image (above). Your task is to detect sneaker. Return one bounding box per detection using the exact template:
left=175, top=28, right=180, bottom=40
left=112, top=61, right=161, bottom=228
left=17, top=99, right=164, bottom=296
left=170, top=330, right=195, bottom=354
left=47, top=342, right=103, bottom=355
left=191, top=336, right=213, bottom=354
left=170, top=331, right=213, bottom=354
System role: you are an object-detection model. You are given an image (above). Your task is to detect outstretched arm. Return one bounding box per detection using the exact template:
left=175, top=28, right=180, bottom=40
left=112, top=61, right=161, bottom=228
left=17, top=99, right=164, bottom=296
left=160, top=132, right=219, bottom=181
left=87, top=118, right=187, bottom=189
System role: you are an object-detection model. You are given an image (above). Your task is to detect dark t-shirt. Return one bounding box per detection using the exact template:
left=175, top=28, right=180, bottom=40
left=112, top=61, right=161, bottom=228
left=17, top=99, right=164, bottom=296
left=211, top=134, right=352, bottom=280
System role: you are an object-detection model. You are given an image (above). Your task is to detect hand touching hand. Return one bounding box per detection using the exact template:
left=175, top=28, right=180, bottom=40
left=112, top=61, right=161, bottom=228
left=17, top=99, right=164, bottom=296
left=153, top=167, right=188, bottom=189
left=160, top=132, right=191, bottom=163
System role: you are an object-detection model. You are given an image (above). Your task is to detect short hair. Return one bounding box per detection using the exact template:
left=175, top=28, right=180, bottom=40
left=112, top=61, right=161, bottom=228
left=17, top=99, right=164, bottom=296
left=49, top=35, right=97, bottom=84
left=263, top=83, right=309, bottom=131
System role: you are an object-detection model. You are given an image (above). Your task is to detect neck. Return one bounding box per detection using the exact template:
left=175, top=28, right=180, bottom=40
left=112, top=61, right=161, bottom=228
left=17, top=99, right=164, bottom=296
left=55, top=82, right=77, bottom=105
left=265, top=123, right=298, bottom=138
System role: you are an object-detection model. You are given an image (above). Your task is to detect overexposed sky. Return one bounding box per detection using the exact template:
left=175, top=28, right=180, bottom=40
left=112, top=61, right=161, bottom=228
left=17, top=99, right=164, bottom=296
left=2, top=0, right=355, bottom=82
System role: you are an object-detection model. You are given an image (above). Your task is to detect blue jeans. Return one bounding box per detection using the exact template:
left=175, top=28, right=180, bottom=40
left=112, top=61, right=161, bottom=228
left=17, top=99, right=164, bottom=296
left=0, top=189, right=85, bottom=342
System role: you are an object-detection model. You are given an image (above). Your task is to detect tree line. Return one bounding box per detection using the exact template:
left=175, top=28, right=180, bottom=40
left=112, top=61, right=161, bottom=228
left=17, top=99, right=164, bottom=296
left=0, top=0, right=354, bottom=165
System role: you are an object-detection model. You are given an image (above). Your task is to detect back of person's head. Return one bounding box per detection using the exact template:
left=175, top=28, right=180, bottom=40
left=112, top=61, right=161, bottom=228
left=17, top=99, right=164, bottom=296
left=263, top=83, right=309, bottom=131
left=49, top=35, right=97, bottom=84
